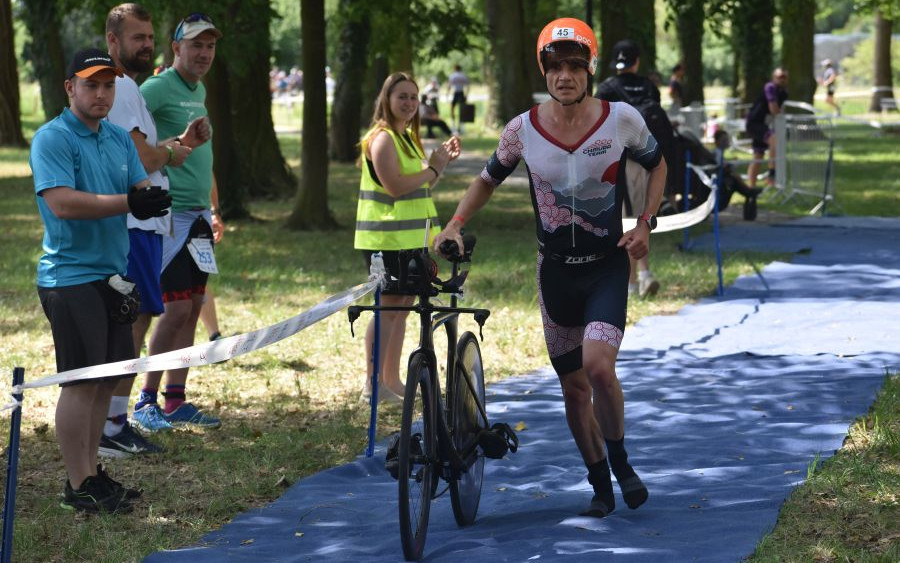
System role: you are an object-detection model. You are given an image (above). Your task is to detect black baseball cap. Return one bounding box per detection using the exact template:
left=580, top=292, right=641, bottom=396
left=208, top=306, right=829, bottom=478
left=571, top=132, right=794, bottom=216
left=610, top=40, right=640, bottom=71
left=66, top=48, right=123, bottom=80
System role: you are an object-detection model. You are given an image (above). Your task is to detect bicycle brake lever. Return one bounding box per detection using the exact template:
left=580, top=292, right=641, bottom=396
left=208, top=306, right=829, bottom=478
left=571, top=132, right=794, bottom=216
left=474, top=310, right=490, bottom=341
left=348, top=306, right=361, bottom=337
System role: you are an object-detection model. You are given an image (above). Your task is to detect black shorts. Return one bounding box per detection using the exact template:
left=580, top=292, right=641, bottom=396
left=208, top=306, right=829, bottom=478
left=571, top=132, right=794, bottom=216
left=362, top=250, right=412, bottom=296
left=451, top=91, right=466, bottom=109
left=746, top=120, right=771, bottom=154
left=38, top=282, right=135, bottom=387
left=537, top=248, right=629, bottom=375
left=161, top=216, right=213, bottom=302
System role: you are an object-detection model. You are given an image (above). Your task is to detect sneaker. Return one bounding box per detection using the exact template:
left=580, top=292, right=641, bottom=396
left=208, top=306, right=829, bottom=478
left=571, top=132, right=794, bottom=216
left=163, top=402, right=221, bottom=428
left=99, top=422, right=165, bottom=458
left=60, top=475, right=132, bottom=514
left=579, top=493, right=614, bottom=518
left=97, top=464, right=143, bottom=500
left=359, top=385, right=404, bottom=405
left=638, top=275, right=660, bottom=298
left=132, top=404, right=174, bottom=433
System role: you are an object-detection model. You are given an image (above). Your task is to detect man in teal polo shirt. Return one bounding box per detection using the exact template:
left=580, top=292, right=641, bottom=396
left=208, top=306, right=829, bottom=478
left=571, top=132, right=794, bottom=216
left=31, top=48, right=170, bottom=513
left=135, top=13, right=224, bottom=429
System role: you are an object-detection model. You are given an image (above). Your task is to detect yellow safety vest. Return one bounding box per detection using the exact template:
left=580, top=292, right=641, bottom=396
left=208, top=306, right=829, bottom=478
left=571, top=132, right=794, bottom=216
left=354, top=127, right=441, bottom=250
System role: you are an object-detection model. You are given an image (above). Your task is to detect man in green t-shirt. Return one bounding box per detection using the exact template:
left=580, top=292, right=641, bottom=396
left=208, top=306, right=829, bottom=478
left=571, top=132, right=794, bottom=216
left=134, top=13, right=224, bottom=429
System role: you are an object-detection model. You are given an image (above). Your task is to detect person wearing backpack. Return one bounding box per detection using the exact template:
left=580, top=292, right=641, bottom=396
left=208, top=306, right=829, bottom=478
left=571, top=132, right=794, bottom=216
left=596, top=39, right=674, bottom=298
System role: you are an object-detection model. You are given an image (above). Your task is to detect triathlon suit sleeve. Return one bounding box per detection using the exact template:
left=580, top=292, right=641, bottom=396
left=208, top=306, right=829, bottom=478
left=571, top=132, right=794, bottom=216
left=615, top=102, right=662, bottom=170
left=479, top=115, right=525, bottom=187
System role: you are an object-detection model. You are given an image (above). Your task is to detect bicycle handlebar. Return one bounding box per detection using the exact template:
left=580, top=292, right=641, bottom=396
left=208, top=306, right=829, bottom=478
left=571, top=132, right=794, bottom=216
left=438, top=233, right=477, bottom=263
left=383, top=233, right=477, bottom=297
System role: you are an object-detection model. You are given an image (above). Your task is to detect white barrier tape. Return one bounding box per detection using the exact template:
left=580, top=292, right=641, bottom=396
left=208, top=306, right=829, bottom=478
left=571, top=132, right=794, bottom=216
left=622, top=163, right=719, bottom=233
left=18, top=278, right=381, bottom=390
left=0, top=398, right=21, bottom=413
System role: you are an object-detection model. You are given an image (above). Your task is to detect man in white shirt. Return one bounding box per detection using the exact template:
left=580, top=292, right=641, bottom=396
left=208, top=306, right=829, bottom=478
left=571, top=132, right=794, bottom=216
left=103, top=2, right=210, bottom=454
left=446, top=64, right=469, bottom=132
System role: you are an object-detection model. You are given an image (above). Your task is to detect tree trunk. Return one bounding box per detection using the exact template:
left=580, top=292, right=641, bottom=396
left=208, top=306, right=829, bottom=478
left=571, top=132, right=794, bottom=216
left=675, top=0, right=704, bottom=105
left=330, top=0, right=371, bottom=162
left=206, top=57, right=250, bottom=220
left=869, top=11, right=894, bottom=112
left=204, top=0, right=295, bottom=219
left=598, top=0, right=656, bottom=81
left=0, top=0, right=26, bottom=146
left=484, top=0, right=534, bottom=126
left=20, top=0, right=67, bottom=120
left=389, top=2, right=414, bottom=73
left=780, top=0, right=816, bottom=104
left=287, top=0, right=338, bottom=230
left=229, top=1, right=296, bottom=201
left=734, top=0, right=775, bottom=102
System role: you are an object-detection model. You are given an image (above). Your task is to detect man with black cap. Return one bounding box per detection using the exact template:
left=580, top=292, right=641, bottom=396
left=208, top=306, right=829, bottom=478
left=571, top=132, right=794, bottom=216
left=135, top=13, right=224, bottom=430
left=596, top=39, right=675, bottom=299
left=29, top=47, right=171, bottom=513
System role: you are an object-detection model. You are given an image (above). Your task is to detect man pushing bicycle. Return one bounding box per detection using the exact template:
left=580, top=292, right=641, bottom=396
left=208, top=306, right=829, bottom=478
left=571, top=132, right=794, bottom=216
left=434, top=17, right=664, bottom=519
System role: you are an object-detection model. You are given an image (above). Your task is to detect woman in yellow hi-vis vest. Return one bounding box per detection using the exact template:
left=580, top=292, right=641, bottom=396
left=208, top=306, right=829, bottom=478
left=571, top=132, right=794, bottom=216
left=355, top=72, right=461, bottom=402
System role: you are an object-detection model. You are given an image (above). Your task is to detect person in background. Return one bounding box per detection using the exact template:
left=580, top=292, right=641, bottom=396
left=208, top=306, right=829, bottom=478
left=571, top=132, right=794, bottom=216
left=103, top=2, right=212, bottom=450
left=820, top=59, right=839, bottom=116
left=419, top=94, right=453, bottom=139
left=668, top=63, right=684, bottom=113
left=354, top=72, right=461, bottom=403
left=134, top=12, right=224, bottom=430
left=30, top=48, right=170, bottom=513
left=423, top=76, right=441, bottom=113
left=435, top=18, right=662, bottom=519
left=596, top=39, right=673, bottom=298
left=745, top=68, right=788, bottom=189
left=446, top=64, right=469, bottom=133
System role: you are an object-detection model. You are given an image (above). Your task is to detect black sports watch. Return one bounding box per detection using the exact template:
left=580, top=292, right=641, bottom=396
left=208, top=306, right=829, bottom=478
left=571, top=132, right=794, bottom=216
left=638, top=213, right=657, bottom=231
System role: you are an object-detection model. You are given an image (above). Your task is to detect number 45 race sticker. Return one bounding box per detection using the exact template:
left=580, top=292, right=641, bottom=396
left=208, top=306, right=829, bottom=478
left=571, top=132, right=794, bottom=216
left=553, top=26, right=574, bottom=39
left=187, top=238, right=218, bottom=274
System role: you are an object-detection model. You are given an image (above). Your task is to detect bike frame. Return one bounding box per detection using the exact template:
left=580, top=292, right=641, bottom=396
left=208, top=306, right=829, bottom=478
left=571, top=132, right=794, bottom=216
left=348, top=255, right=491, bottom=478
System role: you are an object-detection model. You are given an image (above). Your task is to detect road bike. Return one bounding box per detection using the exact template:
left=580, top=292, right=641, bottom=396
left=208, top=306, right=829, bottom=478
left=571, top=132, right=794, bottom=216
left=348, top=235, right=518, bottom=561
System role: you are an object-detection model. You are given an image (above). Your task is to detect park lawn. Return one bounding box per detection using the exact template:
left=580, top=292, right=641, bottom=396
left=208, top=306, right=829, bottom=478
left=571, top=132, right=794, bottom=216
left=0, top=120, right=896, bottom=561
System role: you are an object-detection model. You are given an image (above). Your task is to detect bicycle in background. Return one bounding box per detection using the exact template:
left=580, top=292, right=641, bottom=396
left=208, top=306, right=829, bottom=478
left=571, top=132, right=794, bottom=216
left=348, top=234, right=519, bottom=561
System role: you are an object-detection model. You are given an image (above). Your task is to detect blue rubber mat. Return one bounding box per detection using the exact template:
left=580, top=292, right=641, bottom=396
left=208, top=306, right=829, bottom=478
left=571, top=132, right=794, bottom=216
left=145, top=217, right=898, bottom=562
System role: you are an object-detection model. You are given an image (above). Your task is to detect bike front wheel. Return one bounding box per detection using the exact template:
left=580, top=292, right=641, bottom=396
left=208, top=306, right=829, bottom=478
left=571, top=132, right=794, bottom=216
left=449, top=331, right=486, bottom=527
left=398, top=352, right=437, bottom=561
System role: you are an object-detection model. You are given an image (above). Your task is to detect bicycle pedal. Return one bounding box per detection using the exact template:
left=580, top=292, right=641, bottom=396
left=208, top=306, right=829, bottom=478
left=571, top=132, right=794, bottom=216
left=477, top=423, right=519, bottom=459
left=385, top=434, right=400, bottom=480
left=384, top=433, right=426, bottom=480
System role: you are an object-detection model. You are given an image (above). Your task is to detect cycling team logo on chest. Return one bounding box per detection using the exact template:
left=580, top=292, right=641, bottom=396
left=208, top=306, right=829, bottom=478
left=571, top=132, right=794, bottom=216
left=582, top=138, right=612, bottom=157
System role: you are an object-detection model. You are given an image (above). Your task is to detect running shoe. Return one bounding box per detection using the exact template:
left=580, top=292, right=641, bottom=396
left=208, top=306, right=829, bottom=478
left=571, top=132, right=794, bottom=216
left=638, top=275, right=660, bottom=298
left=133, top=404, right=174, bottom=433
left=60, top=475, right=132, bottom=514
left=99, top=422, right=164, bottom=458
left=163, top=402, right=221, bottom=428
left=97, top=463, right=143, bottom=500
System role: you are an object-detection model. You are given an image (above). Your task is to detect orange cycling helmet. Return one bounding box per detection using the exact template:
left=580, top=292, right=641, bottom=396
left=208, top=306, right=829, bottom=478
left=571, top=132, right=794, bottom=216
left=536, top=17, right=598, bottom=76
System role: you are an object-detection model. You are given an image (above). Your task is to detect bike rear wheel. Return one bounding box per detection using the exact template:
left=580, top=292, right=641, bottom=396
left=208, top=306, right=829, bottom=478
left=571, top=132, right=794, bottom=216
left=449, top=331, right=486, bottom=526
left=398, top=353, right=437, bottom=561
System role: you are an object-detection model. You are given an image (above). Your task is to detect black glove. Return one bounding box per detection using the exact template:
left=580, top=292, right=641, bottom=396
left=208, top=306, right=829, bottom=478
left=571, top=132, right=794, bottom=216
left=128, top=185, right=171, bottom=220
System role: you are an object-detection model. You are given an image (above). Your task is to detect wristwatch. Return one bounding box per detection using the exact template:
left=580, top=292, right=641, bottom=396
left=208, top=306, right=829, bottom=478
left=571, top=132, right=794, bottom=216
left=638, top=213, right=657, bottom=231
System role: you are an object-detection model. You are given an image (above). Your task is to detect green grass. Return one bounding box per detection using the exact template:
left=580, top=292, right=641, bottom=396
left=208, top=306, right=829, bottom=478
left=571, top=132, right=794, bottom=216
left=0, top=110, right=897, bottom=561
left=748, top=374, right=900, bottom=563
